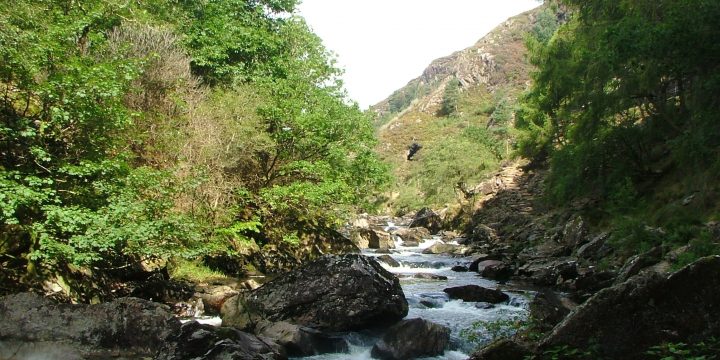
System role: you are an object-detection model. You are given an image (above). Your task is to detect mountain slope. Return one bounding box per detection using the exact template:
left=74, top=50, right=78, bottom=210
left=373, top=4, right=559, bottom=213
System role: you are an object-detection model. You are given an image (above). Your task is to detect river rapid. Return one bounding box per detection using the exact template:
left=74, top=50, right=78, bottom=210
left=294, top=224, right=530, bottom=360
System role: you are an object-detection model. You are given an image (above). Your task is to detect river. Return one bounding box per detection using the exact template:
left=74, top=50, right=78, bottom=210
left=293, top=226, right=530, bottom=359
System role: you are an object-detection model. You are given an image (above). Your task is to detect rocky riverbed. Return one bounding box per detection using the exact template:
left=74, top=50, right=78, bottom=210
left=2, top=164, right=720, bottom=359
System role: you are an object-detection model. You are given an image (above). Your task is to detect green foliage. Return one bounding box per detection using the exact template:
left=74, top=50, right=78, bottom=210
left=387, top=83, right=426, bottom=114
left=439, top=78, right=461, bottom=117
left=516, top=0, right=720, bottom=256
left=526, top=345, right=596, bottom=360
left=646, top=338, right=720, bottom=360
left=170, top=259, right=228, bottom=283
left=1, top=0, right=390, bottom=294
left=608, top=217, right=664, bottom=257
left=673, top=231, right=720, bottom=270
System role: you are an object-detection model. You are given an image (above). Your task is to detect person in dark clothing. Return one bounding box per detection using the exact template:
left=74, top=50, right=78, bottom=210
left=407, top=142, right=422, bottom=160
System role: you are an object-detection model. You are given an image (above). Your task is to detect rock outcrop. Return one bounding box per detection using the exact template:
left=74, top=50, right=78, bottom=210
left=0, top=292, right=179, bottom=358
left=0, top=293, right=286, bottom=360
left=409, top=207, right=442, bottom=234
left=443, top=285, right=509, bottom=303
left=254, top=320, right=348, bottom=357
left=540, top=256, right=720, bottom=359
left=156, top=321, right=285, bottom=360
left=370, top=318, right=450, bottom=360
left=221, top=254, right=408, bottom=332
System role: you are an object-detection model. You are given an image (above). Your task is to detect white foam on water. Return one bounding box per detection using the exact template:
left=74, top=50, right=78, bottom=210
left=181, top=316, right=222, bottom=327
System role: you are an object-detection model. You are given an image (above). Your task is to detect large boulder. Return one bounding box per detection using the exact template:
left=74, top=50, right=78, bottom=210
left=540, top=256, right=720, bottom=359
left=221, top=254, right=408, bottom=332
left=480, top=262, right=514, bottom=281
left=376, top=254, right=401, bottom=268
left=370, top=318, right=450, bottom=360
left=193, top=284, right=241, bottom=315
left=468, top=255, right=502, bottom=272
left=156, top=321, right=286, bottom=360
left=409, top=208, right=442, bottom=234
left=393, top=227, right=431, bottom=244
left=0, top=292, right=179, bottom=358
left=356, top=228, right=396, bottom=250
left=443, top=285, right=509, bottom=304
left=421, top=242, right=458, bottom=255
left=254, top=320, right=348, bottom=357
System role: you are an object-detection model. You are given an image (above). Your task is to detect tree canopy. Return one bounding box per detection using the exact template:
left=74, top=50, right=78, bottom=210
left=0, top=0, right=388, bottom=296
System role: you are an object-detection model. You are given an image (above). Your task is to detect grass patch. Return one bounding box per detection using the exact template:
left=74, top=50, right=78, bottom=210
left=169, top=259, right=229, bottom=283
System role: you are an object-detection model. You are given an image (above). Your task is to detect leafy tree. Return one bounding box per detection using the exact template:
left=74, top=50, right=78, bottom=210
left=1, top=0, right=390, bottom=297
left=439, top=77, right=461, bottom=116
left=518, top=0, right=720, bottom=203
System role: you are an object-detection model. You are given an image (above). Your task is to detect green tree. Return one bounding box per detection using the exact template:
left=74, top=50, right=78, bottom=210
left=439, top=77, right=461, bottom=116
left=518, top=0, right=720, bottom=203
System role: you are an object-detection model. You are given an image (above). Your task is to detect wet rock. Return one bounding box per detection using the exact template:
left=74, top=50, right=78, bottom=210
left=376, top=255, right=401, bottom=268
left=468, top=255, right=502, bottom=272
left=469, top=338, right=531, bottom=360
left=411, top=273, right=448, bottom=281
left=0, top=293, right=179, bottom=358
left=451, top=265, right=469, bottom=272
left=255, top=320, right=348, bottom=357
left=541, top=256, right=720, bottom=359
left=401, top=240, right=419, bottom=247
left=422, top=242, right=470, bottom=255
left=405, top=261, right=447, bottom=269
left=221, top=254, right=408, bottom=332
left=443, top=285, right=509, bottom=303
left=481, top=262, right=514, bottom=281
left=409, top=207, right=442, bottom=234
left=473, top=259, right=504, bottom=272
left=393, top=227, right=431, bottom=244
left=156, top=321, right=285, bottom=360
left=371, top=318, right=450, bottom=360
left=475, top=302, right=496, bottom=309
left=419, top=297, right=446, bottom=308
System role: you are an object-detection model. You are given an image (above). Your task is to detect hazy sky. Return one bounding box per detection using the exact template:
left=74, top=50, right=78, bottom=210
left=298, top=0, right=541, bottom=109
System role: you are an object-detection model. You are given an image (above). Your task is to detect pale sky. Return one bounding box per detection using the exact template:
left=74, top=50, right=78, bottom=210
left=297, top=0, right=542, bottom=109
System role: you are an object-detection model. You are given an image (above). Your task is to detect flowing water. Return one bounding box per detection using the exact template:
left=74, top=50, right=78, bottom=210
left=293, top=225, right=530, bottom=359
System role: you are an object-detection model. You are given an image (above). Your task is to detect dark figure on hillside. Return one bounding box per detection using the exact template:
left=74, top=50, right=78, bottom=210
left=407, top=142, right=422, bottom=160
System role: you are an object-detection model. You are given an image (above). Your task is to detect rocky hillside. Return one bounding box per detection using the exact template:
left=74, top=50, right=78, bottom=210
left=373, top=7, right=538, bottom=121
left=371, top=3, right=562, bottom=213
